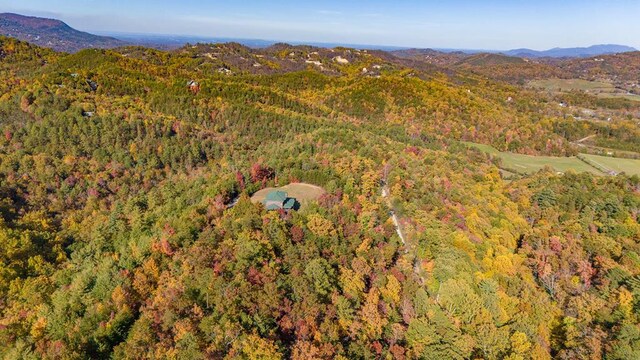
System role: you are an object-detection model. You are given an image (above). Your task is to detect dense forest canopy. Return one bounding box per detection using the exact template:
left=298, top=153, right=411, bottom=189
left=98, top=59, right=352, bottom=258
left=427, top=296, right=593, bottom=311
left=0, top=36, right=639, bottom=359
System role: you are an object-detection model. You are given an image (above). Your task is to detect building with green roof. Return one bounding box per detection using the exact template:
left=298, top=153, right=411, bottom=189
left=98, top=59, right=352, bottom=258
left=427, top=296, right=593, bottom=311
left=263, top=190, right=296, bottom=211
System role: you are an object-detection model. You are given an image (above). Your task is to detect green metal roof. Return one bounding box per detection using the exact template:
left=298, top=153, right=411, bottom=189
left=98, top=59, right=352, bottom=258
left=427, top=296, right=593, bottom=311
left=283, top=198, right=296, bottom=210
left=265, top=203, right=282, bottom=211
left=265, top=191, right=288, bottom=202
left=263, top=190, right=296, bottom=211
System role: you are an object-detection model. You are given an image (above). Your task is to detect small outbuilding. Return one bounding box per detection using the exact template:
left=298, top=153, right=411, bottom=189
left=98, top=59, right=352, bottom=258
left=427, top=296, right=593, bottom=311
left=187, top=80, right=200, bottom=94
left=263, top=190, right=296, bottom=211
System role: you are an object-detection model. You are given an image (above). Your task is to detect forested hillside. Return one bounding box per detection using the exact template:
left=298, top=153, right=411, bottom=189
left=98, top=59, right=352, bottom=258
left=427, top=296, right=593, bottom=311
left=392, top=50, right=564, bottom=84
left=557, top=52, right=640, bottom=83
left=0, top=36, right=639, bottom=359
left=0, top=13, right=126, bottom=53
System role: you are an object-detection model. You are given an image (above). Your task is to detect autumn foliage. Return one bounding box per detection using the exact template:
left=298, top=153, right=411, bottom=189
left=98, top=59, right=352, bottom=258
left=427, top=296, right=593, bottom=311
left=0, top=36, right=638, bottom=359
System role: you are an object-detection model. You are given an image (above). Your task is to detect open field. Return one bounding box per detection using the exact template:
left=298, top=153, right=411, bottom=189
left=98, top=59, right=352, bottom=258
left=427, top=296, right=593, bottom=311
left=598, top=93, right=640, bottom=101
left=251, top=183, right=327, bottom=209
left=467, top=142, right=640, bottom=176
left=465, top=142, right=603, bottom=175
left=574, top=141, right=640, bottom=159
left=579, top=154, right=640, bottom=176
left=528, top=78, right=640, bottom=102
left=529, top=78, right=615, bottom=92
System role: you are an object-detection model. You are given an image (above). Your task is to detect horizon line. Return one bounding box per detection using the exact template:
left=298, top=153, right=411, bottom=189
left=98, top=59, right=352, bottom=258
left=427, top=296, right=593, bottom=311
left=94, top=30, right=638, bottom=54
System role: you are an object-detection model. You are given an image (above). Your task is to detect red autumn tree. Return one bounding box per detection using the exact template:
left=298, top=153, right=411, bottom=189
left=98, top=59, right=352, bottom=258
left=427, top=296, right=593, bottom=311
left=250, top=163, right=275, bottom=183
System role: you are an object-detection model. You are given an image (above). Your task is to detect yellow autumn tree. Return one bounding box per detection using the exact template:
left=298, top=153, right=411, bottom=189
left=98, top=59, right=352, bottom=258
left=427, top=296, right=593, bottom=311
left=359, top=288, right=388, bottom=340
left=228, top=334, right=282, bottom=360
left=380, top=274, right=401, bottom=306
left=306, top=214, right=337, bottom=238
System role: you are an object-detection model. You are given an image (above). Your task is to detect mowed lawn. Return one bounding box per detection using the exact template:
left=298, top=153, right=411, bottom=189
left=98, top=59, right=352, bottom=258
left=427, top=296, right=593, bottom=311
left=465, top=142, right=603, bottom=175
left=580, top=154, right=640, bottom=176
left=529, top=78, right=615, bottom=92
left=251, top=183, right=327, bottom=209
left=498, top=153, right=602, bottom=175
left=528, top=78, right=640, bottom=102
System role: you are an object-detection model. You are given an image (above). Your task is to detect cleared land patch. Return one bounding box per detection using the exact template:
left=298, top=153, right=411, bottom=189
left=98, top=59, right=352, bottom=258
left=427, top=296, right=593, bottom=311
left=528, top=78, right=640, bottom=102
left=579, top=154, right=640, bottom=176
left=465, top=142, right=603, bottom=175
left=251, top=183, right=327, bottom=209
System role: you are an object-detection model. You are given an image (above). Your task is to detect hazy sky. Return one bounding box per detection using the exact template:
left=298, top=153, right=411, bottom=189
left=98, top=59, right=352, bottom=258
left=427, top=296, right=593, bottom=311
left=2, top=0, right=639, bottom=50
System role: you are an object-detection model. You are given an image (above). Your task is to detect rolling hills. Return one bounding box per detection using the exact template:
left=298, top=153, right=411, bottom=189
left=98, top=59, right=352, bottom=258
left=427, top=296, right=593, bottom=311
left=503, top=44, right=637, bottom=58
left=0, top=20, right=639, bottom=360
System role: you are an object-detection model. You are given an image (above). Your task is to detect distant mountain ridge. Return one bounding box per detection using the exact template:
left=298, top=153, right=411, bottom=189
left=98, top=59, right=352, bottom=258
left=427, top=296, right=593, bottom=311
left=0, top=13, right=126, bottom=52
left=0, top=13, right=636, bottom=58
left=503, top=44, right=637, bottom=58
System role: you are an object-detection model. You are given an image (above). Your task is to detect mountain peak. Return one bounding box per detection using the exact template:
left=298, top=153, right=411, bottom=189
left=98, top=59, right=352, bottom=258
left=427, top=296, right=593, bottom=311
left=0, top=13, right=67, bottom=29
left=0, top=13, right=125, bottom=52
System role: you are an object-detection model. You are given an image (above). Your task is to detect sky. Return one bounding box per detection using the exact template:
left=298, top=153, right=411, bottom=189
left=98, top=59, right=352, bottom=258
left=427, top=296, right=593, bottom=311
left=1, top=0, right=640, bottom=50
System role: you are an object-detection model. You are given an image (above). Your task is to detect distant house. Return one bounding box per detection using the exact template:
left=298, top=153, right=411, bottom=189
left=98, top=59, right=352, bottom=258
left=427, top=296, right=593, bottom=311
left=263, top=191, right=296, bottom=211
left=333, top=56, right=349, bottom=64
left=187, top=80, right=200, bottom=94
left=86, top=79, right=98, bottom=91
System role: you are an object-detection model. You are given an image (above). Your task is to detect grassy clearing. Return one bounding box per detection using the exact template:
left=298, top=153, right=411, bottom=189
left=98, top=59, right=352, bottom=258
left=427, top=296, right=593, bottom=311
left=251, top=183, right=327, bottom=209
left=465, top=142, right=603, bottom=175
left=597, top=93, right=640, bottom=102
left=528, top=78, right=640, bottom=102
left=579, top=154, right=640, bottom=176
left=575, top=142, right=640, bottom=159
left=496, top=153, right=602, bottom=175
left=529, top=78, right=614, bottom=92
